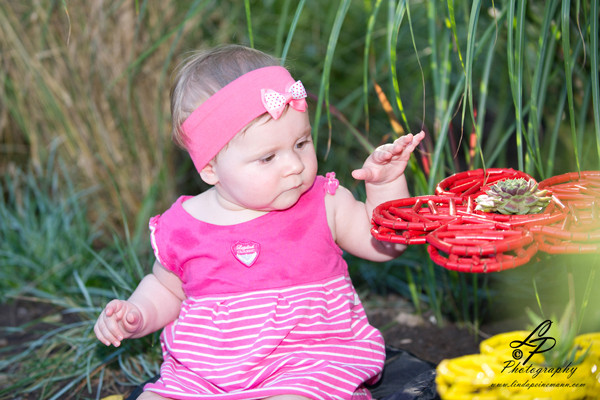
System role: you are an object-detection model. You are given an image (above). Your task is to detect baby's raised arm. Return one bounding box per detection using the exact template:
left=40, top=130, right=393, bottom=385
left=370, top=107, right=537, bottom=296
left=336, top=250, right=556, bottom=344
left=94, top=261, right=185, bottom=347
left=352, top=131, right=425, bottom=215
left=327, top=131, right=425, bottom=261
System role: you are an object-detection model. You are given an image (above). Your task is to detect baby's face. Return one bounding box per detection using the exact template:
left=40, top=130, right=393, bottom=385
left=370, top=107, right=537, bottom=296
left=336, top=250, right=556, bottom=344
left=211, top=107, right=318, bottom=212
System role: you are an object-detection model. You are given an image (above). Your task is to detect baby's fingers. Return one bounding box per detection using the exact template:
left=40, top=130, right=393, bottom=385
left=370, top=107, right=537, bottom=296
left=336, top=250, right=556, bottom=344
left=369, top=134, right=414, bottom=164
left=103, top=299, right=125, bottom=318
left=403, top=131, right=425, bottom=153
left=391, top=131, right=424, bottom=156
left=94, top=316, right=124, bottom=347
left=351, top=167, right=375, bottom=182
left=95, top=300, right=134, bottom=347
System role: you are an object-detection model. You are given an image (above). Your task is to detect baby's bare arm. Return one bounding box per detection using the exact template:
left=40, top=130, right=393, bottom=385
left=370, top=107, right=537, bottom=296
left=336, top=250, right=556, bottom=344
left=95, top=261, right=184, bottom=347
left=352, top=132, right=425, bottom=216
left=329, top=132, right=425, bottom=261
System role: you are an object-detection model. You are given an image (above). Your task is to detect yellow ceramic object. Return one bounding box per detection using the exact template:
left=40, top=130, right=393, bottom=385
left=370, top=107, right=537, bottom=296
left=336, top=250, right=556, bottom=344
left=436, top=331, right=600, bottom=399
left=574, top=333, right=600, bottom=393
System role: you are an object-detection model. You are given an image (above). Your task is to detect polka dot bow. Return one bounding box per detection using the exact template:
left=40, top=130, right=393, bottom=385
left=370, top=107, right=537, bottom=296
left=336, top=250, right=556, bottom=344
left=261, top=80, right=307, bottom=119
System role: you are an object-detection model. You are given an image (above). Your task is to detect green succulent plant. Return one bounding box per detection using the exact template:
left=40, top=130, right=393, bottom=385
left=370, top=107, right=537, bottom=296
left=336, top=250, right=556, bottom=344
left=475, top=178, right=551, bottom=215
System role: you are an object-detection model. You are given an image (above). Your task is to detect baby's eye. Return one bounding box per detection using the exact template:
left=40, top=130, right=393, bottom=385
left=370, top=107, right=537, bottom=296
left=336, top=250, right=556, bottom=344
left=259, top=154, right=275, bottom=163
left=296, top=139, right=311, bottom=149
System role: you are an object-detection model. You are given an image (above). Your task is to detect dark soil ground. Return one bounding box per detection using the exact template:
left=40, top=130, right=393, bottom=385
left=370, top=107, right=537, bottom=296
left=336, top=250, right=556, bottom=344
left=363, top=294, right=485, bottom=364
left=1, top=295, right=493, bottom=399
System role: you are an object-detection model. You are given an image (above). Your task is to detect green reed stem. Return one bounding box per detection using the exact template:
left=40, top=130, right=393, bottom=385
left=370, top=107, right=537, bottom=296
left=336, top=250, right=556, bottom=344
left=447, top=0, right=465, bottom=73
left=527, top=0, right=559, bottom=178
left=507, top=0, right=526, bottom=171
left=462, top=0, right=482, bottom=168
left=244, top=0, right=254, bottom=48
left=561, top=0, right=581, bottom=172
left=312, top=0, right=351, bottom=147
left=590, top=0, right=600, bottom=161
left=363, top=0, right=384, bottom=133
left=280, top=0, right=305, bottom=64
left=388, top=0, right=410, bottom=131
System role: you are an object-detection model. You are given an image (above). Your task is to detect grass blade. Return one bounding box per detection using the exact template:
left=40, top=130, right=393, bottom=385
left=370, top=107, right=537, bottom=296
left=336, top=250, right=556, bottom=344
left=461, top=0, right=482, bottom=169
left=527, top=0, right=560, bottom=178
left=446, top=0, right=465, bottom=72
left=474, top=38, right=495, bottom=170
left=546, top=88, right=568, bottom=176
left=362, top=0, right=384, bottom=134
left=428, top=75, right=465, bottom=191
left=561, top=0, right=581, bottom=172
left=405, top=1, right=426, bottom=130
left=244, top=0, right=254, bottom=48
left=590, top=0, right=600, bottom=161
left=280, top=0, right=306, bottom=64
left=428, top=0, right=452, bottom=143
left=506, top=0, right=526, bottom=171
left=274, top=0, right=292, bottom=57
left=312, top=0, right=352, bottom=147
left=388, top=0, right=410, bottom=131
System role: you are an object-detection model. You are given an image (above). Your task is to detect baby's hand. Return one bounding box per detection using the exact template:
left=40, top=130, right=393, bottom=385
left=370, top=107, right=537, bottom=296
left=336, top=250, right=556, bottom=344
left=94, top=299, right=143, bottom=347
left=352, top=131, right=425, bottom=185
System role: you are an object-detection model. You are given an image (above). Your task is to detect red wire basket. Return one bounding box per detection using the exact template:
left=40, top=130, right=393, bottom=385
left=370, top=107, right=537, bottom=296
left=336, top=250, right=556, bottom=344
left=533, top=171, right=600, bottom=254
left=372, top=169, right=600, bottom=273
left=435, top=168, right=534, bottom=199
left=371, top=196, right=466, bottom=245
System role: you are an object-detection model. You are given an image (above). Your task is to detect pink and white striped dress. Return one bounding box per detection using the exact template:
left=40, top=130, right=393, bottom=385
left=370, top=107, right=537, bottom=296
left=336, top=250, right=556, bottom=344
left=145, top=175, right=385, bottom=399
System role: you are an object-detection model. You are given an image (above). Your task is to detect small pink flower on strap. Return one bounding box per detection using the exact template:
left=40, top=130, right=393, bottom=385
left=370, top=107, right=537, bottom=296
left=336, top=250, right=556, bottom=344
left=325, top=172, right=339, bottom=195
left=261, top=81, right=307, bottom=119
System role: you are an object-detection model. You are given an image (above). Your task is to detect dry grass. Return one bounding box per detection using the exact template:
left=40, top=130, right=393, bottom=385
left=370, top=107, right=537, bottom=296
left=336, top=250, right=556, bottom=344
left=1, top=1, right=182, bottom=231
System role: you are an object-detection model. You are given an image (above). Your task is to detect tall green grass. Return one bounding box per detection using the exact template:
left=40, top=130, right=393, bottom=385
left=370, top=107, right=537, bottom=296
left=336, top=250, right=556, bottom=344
left=0, top=144, right=97, bottom=301
left=0, top=148, right=161, bottom=399
left=3, top=0, right=597, bottom=220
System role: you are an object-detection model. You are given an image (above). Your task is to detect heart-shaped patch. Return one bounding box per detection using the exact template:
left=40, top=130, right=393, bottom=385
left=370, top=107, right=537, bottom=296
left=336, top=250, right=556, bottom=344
left=231, top=241, right=261, bottom=267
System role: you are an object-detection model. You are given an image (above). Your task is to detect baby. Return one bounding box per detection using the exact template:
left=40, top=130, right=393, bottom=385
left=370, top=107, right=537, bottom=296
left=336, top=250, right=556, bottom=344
left=95, top=44, right=425, bottom=400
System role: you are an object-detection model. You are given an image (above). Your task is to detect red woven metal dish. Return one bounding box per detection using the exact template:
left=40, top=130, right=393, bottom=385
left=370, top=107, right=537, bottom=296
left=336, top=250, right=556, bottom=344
left=425, top=217, right=537, bottom=273
left=427, top=241, right=538, bottom=273
left=435, top=168, right=534, bottom=199
left=372, top=168, right=600, bottom=273
left=539, top=171, right=600, bottom=198
left=531, top=224, right=600, bottom=254
left=457, top=199, right=567, bottom=228
left=426, top=218, right=534, bottom=257
left=371, top=196, right=467, bottom=244
left=532, top=171, right=600, bottom=253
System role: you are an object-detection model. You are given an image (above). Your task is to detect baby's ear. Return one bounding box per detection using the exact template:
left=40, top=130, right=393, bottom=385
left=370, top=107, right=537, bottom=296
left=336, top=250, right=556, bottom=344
left=199, top=161, right=219, bottom=185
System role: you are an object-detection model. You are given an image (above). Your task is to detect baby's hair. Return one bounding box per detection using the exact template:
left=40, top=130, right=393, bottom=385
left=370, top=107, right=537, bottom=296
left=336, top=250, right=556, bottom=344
left=170, top=44, right=280, bottom=148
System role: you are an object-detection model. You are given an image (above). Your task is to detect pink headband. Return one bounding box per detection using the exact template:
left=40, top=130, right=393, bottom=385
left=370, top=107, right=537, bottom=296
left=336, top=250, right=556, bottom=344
left=182, top=66, right=307, bottom=173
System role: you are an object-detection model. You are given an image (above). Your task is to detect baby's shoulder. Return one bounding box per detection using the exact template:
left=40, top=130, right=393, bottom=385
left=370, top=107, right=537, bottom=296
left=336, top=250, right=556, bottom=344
left=325, top=184, right=358, bottom=222
left=180, top=190, right=215, bottom=222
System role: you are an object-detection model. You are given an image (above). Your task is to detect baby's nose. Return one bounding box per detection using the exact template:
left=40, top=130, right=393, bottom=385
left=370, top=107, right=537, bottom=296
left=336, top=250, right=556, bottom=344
left=284, top=152, right=305, bottom=175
